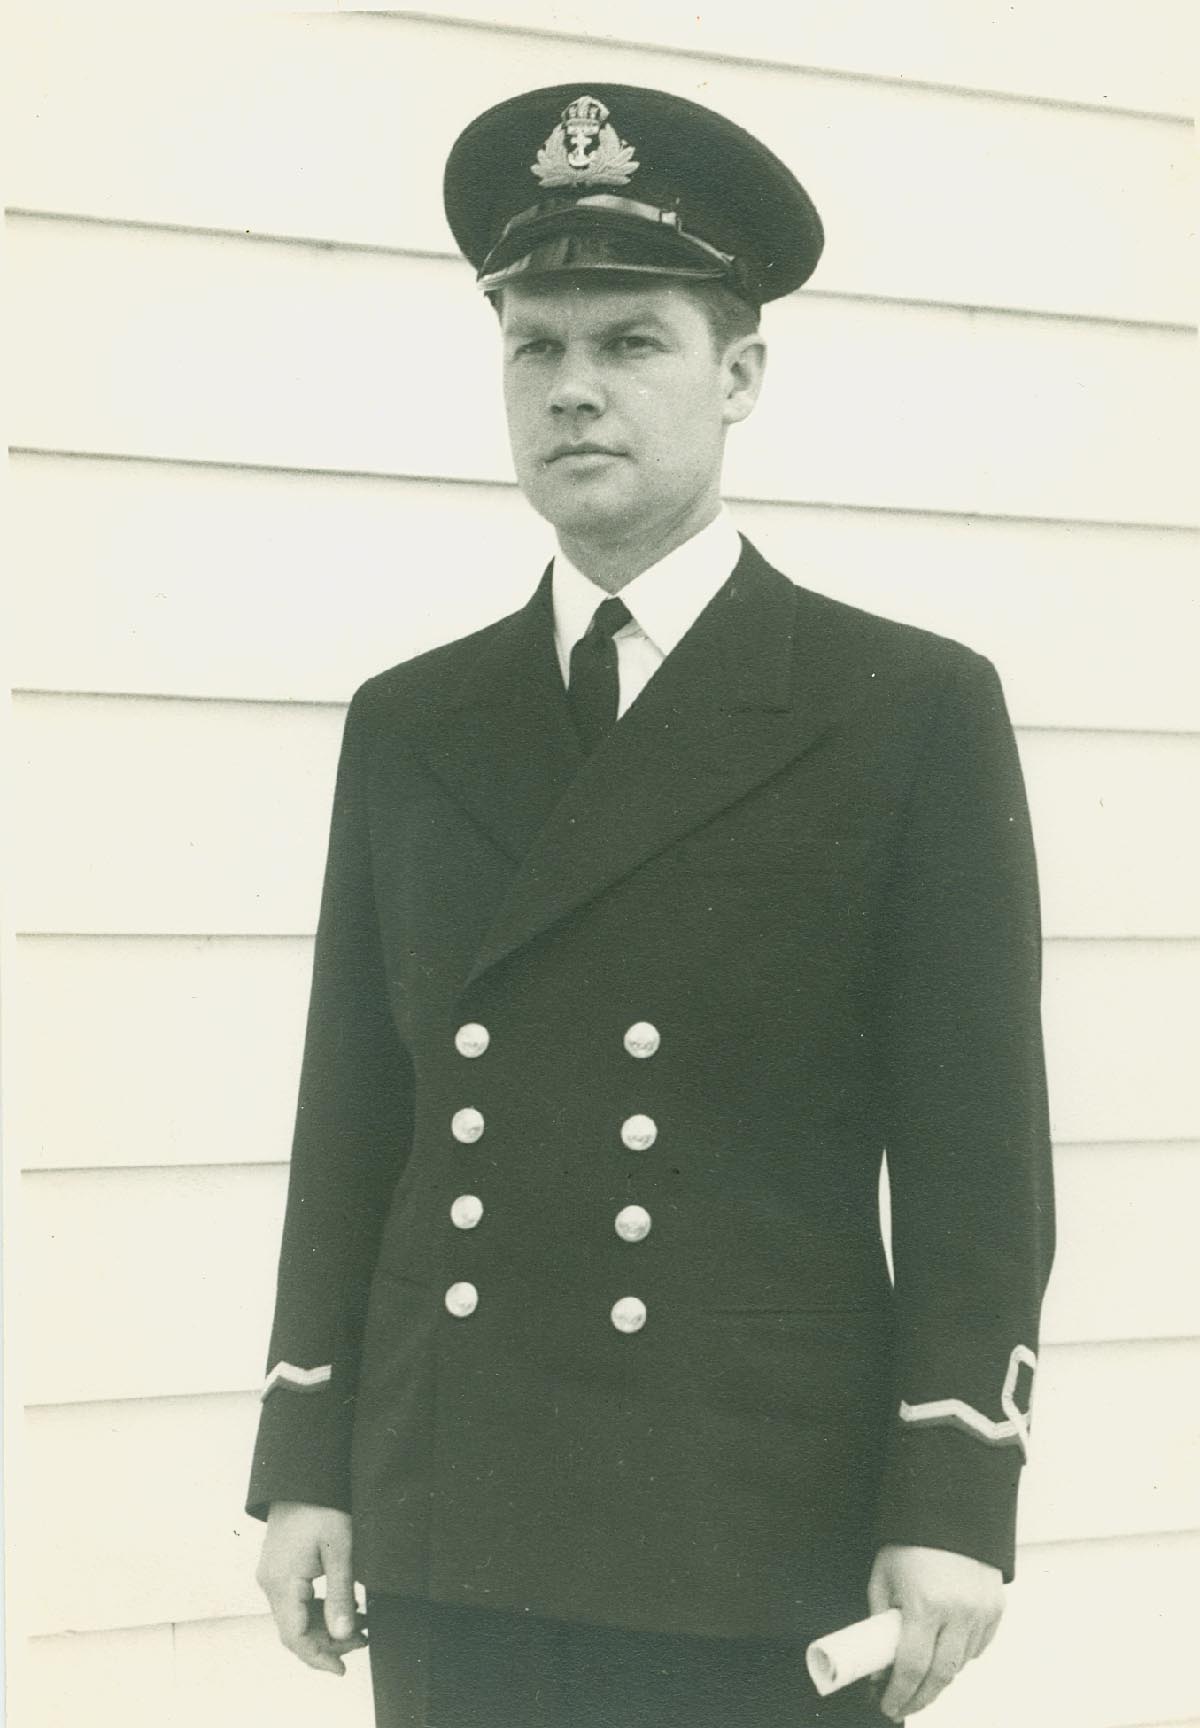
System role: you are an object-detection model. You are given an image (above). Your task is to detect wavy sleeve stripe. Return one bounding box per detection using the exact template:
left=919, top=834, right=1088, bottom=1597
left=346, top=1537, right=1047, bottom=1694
left=898, top=1345, right=1037, bottom=1458
left=261, top=1361, right=334, bottom=1401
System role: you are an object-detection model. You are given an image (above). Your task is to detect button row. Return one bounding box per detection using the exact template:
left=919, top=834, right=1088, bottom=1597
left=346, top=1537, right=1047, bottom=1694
left=453, top=1022, right=661, bottom=1060
left=452, top=1107, right=659, bottom=1152
left=448, top=1195, right=650, bottom=1240
left=444, top=1282, right=647, bottom=1333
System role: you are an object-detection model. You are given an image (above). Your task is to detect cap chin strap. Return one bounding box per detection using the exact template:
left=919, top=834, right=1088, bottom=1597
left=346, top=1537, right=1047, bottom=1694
left=501, top=192, right=736, bottom=264
left=478, top=191, right=756, bottom=299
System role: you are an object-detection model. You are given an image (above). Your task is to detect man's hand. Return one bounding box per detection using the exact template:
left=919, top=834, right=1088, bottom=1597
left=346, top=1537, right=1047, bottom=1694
left=867, top=1544, right=1003, bottom=1720
left=256, top=1502, right=366, bottom=1676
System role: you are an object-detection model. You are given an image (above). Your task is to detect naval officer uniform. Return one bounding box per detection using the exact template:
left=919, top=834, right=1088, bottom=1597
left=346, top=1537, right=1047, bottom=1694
left=248, top=83, right=1055, bottom=1727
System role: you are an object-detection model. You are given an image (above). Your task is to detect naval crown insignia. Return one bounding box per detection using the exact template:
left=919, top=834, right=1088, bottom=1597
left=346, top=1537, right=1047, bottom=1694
left=532, top=95, right=639, bottom=189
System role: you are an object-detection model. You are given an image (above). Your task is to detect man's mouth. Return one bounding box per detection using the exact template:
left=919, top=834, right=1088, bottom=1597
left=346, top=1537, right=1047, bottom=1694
left=546, top=444, right=625, bottom=463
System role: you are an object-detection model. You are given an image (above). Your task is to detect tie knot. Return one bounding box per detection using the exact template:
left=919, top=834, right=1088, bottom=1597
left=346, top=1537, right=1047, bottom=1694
left=586, top=596, right=633, bottom=643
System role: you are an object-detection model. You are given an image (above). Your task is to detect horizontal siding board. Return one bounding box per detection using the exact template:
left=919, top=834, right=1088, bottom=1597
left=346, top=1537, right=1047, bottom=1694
left=173, top=1614, right=376, bottom=1728
left=1042, top=940, right=1200, bottom=1145
left=12, top=932, right=1199, bottom=1171
left=7, top=457, right=550, bottom=710
left=18, top=1624, right=176, bottom=1728
left=10, top=221, right=1197, bottom=528
left=1044, top=1143, right=1200, bottom=1346
left=20, top=1144, right=1200, bottom=1405
left=8, top=15, right=1195, bottom=324
left=11, top=693, right=1200, bottom=939
left=10, top=454, right=1200, bottom=735
left=919, top=1530, right=1200, bottom=1727
left=26, top=1392, right=268, bottom=1632
left=22, top=1373, right=1200, bottom=1633
left=1016, top=1338, right=1200, bottom=1545
left=11, top=936, right=311, bottom=1171
left=375, top=3, right=1197, bottom=120
left=1020, top=732, right=1200, bottom=943
left=11, top=696, right=343, bottom=938
left=22, top=1165, right=288, bottom=1405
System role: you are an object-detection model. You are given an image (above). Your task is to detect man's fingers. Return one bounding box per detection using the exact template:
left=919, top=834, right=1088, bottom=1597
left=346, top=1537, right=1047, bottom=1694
left=902, top=1617, right=973, bottom=1716
left=267, top=1576, right=313, bottom=1653
left=320, top=1531, right=358, bottom=1643
left=973, top=1610, right=1002, bottom=1662
left=879, top=1610, right=938, bottom=1722
left=866, top=1568, right=892, bottom=1619
left=265, top=1578, right=347, bottom=1675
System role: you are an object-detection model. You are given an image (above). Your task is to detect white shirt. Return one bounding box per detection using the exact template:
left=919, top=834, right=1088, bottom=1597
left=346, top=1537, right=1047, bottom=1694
left=551, top=510, right=743, bottom=718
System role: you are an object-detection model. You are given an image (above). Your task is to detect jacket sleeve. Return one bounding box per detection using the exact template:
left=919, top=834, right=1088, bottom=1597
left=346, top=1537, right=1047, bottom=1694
left=874, top=649, right=1055, bottom=1578
left=246, top=683, right=413, bottom=1520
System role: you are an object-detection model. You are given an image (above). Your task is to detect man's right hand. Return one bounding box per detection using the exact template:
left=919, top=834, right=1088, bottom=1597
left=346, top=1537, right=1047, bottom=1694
left=256, top=1502, right=366, bottom=1675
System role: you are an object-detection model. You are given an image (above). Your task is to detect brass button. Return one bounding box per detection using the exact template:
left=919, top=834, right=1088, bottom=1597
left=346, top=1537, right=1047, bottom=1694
left=611, top=1296, right=647, bottom=1334
left=451, top=1107, right=485, bottom=1144
left=455, top=1023, right=490, bottom=1059
left=615, top=1205, right=651, bottom=1243
left=623, top=1022, right=661, bottom=1059
left=621, top=1114, right=657, bottom=1152
left=451, top=1194, right=484, bottom=1230
left=445, top=1281, right=478, bottom=1318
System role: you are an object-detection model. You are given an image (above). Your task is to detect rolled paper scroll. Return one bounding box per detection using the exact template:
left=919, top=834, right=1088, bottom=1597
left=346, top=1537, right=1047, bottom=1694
left=805, top=1608, right=902, bottom=1696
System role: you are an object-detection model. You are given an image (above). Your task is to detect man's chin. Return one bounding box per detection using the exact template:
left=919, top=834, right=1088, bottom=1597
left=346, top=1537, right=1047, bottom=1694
left=528, top=486, right=640, bottom=541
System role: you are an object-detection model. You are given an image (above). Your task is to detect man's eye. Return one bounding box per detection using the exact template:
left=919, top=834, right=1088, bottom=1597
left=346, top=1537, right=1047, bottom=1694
left=615, top=334, right=657, bottom=353
left=513, top=339, right=555, bottom=358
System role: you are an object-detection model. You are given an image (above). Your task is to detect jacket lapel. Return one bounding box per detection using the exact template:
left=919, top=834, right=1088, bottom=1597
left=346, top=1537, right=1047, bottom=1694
left=422, top=568, right=585, bottom=863
left=458, top=538, right=881, bottom=990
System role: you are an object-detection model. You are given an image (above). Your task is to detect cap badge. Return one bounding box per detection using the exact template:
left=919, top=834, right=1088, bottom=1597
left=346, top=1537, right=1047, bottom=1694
left=533, top=95, right=639, bottom=189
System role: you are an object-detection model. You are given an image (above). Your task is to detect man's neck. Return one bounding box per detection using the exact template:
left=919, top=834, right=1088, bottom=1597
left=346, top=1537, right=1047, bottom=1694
left=557, top=499, right=723, bottom=595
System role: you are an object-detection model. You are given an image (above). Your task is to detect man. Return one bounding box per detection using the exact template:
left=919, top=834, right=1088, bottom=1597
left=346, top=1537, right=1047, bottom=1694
left=249, top=83, right=1055, bottom=1727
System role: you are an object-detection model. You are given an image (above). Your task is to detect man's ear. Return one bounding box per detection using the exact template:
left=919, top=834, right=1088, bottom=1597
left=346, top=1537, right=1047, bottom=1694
left=721, top=335, right=767, bottom=426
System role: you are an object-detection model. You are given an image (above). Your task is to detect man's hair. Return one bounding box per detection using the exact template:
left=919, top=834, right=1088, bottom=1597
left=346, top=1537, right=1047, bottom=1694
left=489, top=276, right=761, bottom=357
left=678, top=280, right=762, bottom=356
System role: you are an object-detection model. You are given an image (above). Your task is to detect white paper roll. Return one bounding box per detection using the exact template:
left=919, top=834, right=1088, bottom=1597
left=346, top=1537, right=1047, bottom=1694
left=805, top=1608, right=902, bottom=1696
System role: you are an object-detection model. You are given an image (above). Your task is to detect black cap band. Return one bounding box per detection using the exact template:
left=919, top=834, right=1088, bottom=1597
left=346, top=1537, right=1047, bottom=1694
left=478, top=193, right=759, bottom=300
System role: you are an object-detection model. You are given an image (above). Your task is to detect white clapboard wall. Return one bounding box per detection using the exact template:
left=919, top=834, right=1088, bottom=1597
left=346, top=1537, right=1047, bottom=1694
left=5, top=6, right=1198, bottom=1725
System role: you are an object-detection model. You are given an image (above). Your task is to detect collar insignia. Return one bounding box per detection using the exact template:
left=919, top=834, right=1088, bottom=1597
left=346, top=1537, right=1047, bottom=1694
left=532, top=95, right=639, bottom=189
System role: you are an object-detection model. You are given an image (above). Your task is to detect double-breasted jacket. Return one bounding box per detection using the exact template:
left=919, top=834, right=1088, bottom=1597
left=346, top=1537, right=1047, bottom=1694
left=248, top=538, right=1055, bottom=1643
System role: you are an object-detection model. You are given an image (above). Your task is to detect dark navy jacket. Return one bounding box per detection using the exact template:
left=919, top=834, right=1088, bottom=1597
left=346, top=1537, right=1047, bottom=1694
left=248, top=538, right=1055, bottom=1643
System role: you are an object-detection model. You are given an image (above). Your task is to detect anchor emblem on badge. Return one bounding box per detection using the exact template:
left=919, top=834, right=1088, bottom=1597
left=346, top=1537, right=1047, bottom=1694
left=532, top=95, right=639, bottom=189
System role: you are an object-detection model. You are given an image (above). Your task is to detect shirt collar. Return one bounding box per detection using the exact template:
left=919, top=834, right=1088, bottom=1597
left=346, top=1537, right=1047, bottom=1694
left=551, top=509, right=742, bottom=672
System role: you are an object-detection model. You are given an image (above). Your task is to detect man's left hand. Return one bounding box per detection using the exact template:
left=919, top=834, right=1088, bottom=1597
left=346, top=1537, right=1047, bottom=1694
left=867, top=1544, right=1004, bottom=1720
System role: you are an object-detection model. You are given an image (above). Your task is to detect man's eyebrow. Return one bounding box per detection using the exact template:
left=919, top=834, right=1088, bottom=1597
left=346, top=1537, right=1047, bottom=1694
left=600, top=311, right=673, bottom=337
left=503, top=314, right=556, bottom=339
left=504, top=306, right=675, bottom=340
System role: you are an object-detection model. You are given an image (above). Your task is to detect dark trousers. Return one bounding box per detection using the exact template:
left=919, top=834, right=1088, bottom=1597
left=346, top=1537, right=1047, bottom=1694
left=367, top=1595, right=886, bottom=1728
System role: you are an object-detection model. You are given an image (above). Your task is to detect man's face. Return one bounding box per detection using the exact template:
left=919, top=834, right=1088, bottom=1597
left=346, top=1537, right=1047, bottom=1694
left=499, top=278, right=760, bottom=548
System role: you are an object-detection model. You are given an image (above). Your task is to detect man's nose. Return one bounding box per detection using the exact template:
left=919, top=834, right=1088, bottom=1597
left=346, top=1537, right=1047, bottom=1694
left=548, top=352, right=605, bottom=416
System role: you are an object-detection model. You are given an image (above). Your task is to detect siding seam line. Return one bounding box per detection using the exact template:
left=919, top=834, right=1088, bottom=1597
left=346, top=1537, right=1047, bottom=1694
left=7, top=207, right=1196, bottom=335
left=10, top=448, right=1200, bottom=537
left=384, top=9, right=1197, bottom=125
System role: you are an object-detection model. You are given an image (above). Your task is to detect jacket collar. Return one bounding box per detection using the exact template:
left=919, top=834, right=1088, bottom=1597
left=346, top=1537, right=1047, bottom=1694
left=551, top=507, right=743, bottom=674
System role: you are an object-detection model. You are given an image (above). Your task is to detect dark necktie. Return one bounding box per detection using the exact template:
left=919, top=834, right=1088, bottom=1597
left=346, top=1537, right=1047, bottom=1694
left=567, top=596, right=633, bottom=753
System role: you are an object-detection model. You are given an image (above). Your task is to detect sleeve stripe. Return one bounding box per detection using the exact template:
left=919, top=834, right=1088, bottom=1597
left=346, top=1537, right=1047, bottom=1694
left=898, top=1344, right=1037, bottom=1458
left=261, top=1361, right=333, bottom=1401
